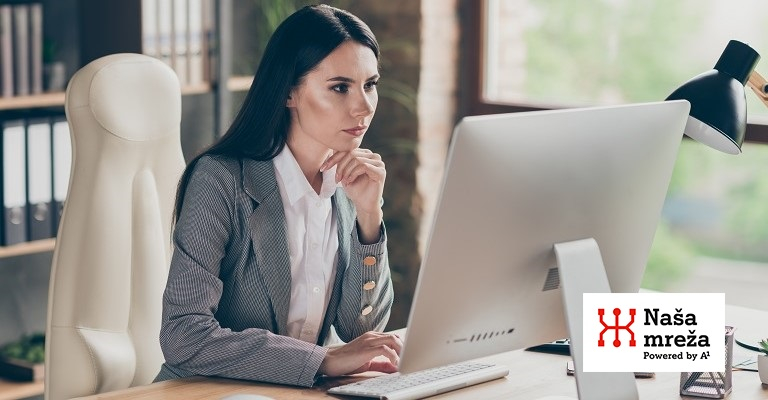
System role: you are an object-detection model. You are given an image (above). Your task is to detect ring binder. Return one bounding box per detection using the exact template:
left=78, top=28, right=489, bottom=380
left=51, top=117, right=71, bottom=234
left=26, top=117, right=53, bottom=240
left=2, top=119, right=28, bottom=245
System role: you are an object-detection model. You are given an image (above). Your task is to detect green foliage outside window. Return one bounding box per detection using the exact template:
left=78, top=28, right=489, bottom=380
left=500, top=0, right=768, bottom=291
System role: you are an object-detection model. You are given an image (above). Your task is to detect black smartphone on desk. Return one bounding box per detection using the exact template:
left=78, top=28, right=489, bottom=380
left=526, top=338, right=571, bottom=355
left=565, top=361, right=655, bottom=379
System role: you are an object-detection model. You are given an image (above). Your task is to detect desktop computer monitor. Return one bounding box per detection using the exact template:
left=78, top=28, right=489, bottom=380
left=398, top=100, right=691, bottom=398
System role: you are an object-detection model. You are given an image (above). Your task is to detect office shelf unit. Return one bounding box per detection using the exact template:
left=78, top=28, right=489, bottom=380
left=0, top=239, right=54, bottom=258
left=0, top=0, right=246, bottom=398
left=227, top=75, right=253, bottom=92
left=0, top=94, right=65, bottom=111
left=0, top=0, right=220, bottom=253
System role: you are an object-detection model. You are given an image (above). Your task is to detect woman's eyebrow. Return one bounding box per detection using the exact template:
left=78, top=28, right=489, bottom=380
left=327, top=74, right=380, bottom=83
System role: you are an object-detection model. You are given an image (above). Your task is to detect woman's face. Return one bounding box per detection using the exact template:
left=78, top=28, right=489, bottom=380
left=287, top=40, right=379, bottom=155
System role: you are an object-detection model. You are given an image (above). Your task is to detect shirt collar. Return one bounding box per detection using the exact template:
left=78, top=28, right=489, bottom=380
left=274, top=146, right=339, bottom=205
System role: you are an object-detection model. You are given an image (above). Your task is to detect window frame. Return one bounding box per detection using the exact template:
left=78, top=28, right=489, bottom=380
left=461, top=0, right=768, bottom=144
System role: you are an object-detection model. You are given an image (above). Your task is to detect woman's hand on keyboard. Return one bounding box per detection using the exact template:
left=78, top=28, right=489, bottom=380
left=319, top=331, right=403, bottom=376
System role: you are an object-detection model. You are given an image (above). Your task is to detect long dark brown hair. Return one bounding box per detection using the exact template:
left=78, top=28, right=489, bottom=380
left=174, top=4, right=380, bottom=220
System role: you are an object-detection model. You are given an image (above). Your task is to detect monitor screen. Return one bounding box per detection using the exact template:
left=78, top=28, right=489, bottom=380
left=399, top=100, right=690, bottom=375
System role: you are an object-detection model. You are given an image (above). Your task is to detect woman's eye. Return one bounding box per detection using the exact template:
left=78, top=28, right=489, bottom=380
left=332, top=84, right=349, bottom=93
left=364, top=80, right=378, bottom=91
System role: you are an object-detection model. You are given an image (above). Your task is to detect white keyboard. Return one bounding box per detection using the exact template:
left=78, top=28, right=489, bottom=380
left=327, top=362, right=510, bottom=400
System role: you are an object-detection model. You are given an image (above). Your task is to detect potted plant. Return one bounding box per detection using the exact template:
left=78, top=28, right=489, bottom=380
left=0, top=333, right=45, bottom=381
left=759, top=339, right=768, bottom=385
left=43, top=39, right=67, bottom=92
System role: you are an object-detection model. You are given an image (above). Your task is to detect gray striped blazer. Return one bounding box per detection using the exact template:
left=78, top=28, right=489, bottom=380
left=155, top=155, right=393, bottom=387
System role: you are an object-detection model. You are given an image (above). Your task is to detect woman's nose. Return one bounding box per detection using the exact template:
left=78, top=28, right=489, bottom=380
left=351, top=91, right=376, bottom=117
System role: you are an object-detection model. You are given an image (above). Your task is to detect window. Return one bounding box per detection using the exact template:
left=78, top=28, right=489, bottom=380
left=467, top=0, right=768, bottom=310
left=646, top=141, right=768, bottom=307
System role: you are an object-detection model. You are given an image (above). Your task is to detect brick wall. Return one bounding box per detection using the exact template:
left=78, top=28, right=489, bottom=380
left=419, top=0, right=459, bottom=257
left=348, top=0, right=459, bottom=329
left=344, top=1, right=421, bottom=329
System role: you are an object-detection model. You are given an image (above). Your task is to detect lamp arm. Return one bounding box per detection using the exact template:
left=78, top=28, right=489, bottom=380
left=747, top=70, right=768, bottom=108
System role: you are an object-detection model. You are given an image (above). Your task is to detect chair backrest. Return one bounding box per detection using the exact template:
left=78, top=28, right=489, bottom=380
left=44, top=53, right=185, bottom=400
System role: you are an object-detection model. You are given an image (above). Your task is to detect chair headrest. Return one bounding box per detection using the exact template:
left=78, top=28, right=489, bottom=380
left=65, top=53, right=182, bottom=142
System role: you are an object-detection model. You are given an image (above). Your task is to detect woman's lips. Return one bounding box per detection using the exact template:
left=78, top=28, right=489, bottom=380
left=343, top=126, right=367, bottom=136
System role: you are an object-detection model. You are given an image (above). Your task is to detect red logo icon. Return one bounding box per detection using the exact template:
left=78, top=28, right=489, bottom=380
left=598, top=308, right=636, bottom=347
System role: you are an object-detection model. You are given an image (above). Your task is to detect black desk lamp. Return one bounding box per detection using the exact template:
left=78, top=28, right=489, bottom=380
left=666, top=39, right=767, bottom=393
left=666, top=39, right=761, bottom=155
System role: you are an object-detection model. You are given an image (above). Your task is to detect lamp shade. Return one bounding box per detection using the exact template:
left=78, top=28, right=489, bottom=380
left=666, top=40, right=760, bottom=154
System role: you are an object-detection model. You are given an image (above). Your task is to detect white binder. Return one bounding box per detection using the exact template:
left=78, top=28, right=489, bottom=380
left=51, top=117, right=72, bottom=233
left=2, top=119, right=28, bottom=245
left=26, top=117, right=53, bottom=240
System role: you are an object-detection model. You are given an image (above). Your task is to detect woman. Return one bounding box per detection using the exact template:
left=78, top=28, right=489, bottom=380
left=155, top=4, right=401, bottom=387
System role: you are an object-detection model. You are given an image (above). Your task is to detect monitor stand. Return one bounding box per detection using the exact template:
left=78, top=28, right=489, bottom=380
left=546, top=238, right=639, bottom=400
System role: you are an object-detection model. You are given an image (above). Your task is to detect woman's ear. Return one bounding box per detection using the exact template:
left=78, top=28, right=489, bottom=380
left=286, top=92, right=296, bottom=108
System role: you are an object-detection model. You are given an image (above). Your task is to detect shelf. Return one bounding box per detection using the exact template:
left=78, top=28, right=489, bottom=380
left=0, top=83, right=209, bottom=112
left=0, top=378, right=43, bottom=400
left=227, top=75, right=253, bottom=92
left=0, top=239, right=55, bottom=259
left=181, top=82, right=211, bottom=96
left=0, top=82, right=210, bottom=110
left=0, top=93, right=66, bottom=111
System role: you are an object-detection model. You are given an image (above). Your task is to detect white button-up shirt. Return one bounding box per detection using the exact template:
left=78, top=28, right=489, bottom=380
left=273, top=147, right=339, bottom=344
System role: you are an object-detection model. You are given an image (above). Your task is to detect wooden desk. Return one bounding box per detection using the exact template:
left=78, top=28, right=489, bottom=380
left=74, top=306, right=768, bottom=400
left=0, top=378, right=44, bottom=400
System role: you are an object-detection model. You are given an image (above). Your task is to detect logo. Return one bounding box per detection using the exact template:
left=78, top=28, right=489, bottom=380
left=583, top=293, right=724, bottom=373
left=598, top=308, right=636, bottom=347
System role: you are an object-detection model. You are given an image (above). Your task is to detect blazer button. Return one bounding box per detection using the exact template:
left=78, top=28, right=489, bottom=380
left=363, top=281, right=376, bottom=291
left=363, top=256, right=376, bottom=266
left=361, top=305, right=373, bottom=316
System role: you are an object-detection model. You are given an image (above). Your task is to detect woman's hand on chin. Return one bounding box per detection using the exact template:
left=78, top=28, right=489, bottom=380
left=321, top=149, right=385, bottom=243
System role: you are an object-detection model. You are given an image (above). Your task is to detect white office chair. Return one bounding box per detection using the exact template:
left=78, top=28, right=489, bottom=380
left=44, top=53, right=185, bottom=400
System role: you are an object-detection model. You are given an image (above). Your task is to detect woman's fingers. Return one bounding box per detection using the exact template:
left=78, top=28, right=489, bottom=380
left=319, top=151, right=343, bottom=172
left=377, top=331, right=403, bottom=355
left=366, top=360, right=400, bottom=374
left=321, top=149, right=383, bottom=184
left=319, top=331, right=402, bottom=377
left=341, top=161, right=384, bottom=186
left=351, top=332, right=401, bottom=366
